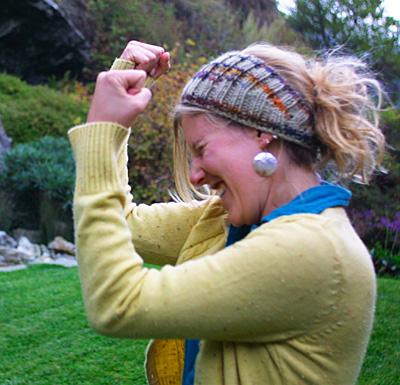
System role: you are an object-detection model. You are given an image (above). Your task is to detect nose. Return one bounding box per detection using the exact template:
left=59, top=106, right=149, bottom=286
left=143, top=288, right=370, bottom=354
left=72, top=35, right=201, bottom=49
left=189, top=159, right=206, bottom=186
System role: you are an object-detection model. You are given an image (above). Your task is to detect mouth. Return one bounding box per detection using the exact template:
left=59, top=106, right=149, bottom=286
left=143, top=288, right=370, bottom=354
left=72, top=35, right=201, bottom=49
left=212, top=181, right=226, bottom=198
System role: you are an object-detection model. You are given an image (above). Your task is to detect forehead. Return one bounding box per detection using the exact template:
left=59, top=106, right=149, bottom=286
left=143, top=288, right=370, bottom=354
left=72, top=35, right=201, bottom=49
left=181, top=114, right=248, bottom=144
left=181, top=114, right=223, bottom=142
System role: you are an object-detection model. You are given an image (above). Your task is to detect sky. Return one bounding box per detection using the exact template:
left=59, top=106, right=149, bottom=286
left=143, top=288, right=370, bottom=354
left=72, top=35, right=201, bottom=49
left=277, top=0, right=400, bottom=20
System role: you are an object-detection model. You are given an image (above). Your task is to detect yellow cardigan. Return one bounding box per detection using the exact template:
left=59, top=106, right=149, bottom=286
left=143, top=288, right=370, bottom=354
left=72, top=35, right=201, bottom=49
left=69, top=119, right=376, bottom=385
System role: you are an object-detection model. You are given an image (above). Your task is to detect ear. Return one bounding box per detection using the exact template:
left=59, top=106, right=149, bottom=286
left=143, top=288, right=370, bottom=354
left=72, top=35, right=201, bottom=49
left=257, top=132, right=277, bottom=150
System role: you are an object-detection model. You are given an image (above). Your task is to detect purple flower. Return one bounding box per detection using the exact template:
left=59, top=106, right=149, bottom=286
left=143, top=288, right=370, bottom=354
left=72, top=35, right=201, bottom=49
left=380, top=217, right=390, bottom=227
left=391, top=221, right=400, bottom=232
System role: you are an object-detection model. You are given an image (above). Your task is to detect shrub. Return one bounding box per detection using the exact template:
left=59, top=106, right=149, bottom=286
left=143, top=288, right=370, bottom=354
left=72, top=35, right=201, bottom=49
left=348, top=208, right=400, bottom=277
left=347, top=106, right=400, bottom=263
left=0, top=190, right=16, bottom=233
left=0, top=136, right=75, bottom=242
left=0, top=73, right=89, bottom=144
left=240, top=13, right=304, bottom=48
left=56, top=0, right=250, bottom=81
left=127, top=53, right=200, bottom=203
left=370, top=242, right=400, bottom=277
left=68, top=0, right=184, bottom=80
left=0, top=136, right=75, bottom=204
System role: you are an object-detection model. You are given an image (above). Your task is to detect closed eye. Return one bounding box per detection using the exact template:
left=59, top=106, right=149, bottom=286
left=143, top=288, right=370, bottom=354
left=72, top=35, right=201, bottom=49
left=192, top=143, right=205, bottom=158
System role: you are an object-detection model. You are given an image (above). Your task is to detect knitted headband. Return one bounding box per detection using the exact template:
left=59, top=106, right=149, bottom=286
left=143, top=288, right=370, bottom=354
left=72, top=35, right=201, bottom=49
left=180, top=51, right=317, bottom=149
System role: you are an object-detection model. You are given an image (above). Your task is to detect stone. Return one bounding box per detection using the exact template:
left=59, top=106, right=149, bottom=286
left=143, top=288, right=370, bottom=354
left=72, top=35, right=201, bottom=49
left=0, top=264, right=28, bottom=272
left=17, top=236, right=42, bottom=261
left=12, top=228, right=42, bottom=244
left=0, top=0, right=91, bottom=84
left=48, top=236, right=75, bottom=256
left=0, top=246, right=32, bottom=265
left=0, top=116, right=12, bottom=160
left=40, top=244, right=52, bottom=258
left=0, top=231, right=18, bottom=248
left=0, top=230, right=76, bottom=269
left=43, top=255, right=77, bottom=267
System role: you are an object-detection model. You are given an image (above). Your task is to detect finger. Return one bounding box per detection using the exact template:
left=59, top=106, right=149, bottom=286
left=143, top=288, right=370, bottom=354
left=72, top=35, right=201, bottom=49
left=87, top=70, right=150, bottom=126
left=122, top=69, right=148, bottom=93
left=129, top=41, right=165, bottom=56
left=128, top=88, right=152, bottom=112
left=101, top=69, right=147, bottom=96
left=151, top=52, right=171, bottom=79
left=121, top=41, right=164, bottom=65
left=131, top=48, right=159, bottom=72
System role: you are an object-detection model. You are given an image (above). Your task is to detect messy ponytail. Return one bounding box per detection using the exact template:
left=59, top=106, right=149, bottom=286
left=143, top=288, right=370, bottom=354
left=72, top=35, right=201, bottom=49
left=243, top=44, right=385, bottom=183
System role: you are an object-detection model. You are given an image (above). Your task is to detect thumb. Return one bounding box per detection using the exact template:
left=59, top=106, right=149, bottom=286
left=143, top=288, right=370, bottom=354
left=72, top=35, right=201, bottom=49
left=121, top=69, right=148, bottom=95
left=87, top=70, right=152, bottom=127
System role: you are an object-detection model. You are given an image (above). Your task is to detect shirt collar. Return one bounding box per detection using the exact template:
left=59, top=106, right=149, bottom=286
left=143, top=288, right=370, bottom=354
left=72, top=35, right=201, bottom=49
left=226, top=181, right=351, bottom=246
left=258, top=181, right=351, bottom=225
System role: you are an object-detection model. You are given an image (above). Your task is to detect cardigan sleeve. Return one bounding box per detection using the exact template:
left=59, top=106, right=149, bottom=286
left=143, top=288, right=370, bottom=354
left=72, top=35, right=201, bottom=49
left=69, top=122, right=374, bottom=343
left=88, top=57, right=195, bottom=265
left=68, top=122, right=219, bottom=267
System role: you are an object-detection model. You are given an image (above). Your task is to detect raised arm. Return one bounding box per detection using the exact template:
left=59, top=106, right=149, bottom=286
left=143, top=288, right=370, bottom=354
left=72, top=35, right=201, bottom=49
left=81, top=43, right=205, bottom=265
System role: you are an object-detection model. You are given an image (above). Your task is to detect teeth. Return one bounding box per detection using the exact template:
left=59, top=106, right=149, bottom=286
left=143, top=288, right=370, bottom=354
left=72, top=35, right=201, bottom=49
left=216, top=183, right=226, bottom=197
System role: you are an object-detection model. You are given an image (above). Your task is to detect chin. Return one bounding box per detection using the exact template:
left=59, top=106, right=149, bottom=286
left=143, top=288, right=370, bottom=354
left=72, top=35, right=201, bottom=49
left=228, top=214, right=249, bottom=228
left=228, top=211, right=259, bottom=227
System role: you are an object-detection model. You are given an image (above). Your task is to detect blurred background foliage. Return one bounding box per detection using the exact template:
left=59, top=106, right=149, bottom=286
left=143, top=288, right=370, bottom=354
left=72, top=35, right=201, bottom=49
left=0, top=0, right=399, bottom=270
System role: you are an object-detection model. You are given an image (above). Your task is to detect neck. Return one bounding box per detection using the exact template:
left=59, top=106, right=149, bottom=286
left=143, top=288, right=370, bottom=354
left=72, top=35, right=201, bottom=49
left=262, top=165, right=320, bottom=218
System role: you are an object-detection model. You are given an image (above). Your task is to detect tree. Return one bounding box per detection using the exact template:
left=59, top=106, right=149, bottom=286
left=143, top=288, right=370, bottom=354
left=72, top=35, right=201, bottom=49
left=287, top=0, right=400, bottom=100
left=225, top=0, right=279, bottom=28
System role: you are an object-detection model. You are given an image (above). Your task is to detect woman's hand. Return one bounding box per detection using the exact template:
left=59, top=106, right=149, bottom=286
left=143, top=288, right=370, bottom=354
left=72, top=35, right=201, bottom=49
left=120, top=41, right=171, bottom=79
left=87, top=69, right=152, bottom=128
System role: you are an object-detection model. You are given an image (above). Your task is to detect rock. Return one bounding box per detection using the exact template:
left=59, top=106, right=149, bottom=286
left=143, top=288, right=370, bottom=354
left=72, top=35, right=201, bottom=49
left=0, top=246, right=32, bottom=265
left=0, top=231, right=18, bottom=248
left=12, top=228, right=42, bottom=244
left=0, top=0, right=91, bottom=84
left=17, top=236, right=42, bottom=261
left=43, top=255, right=77, bottom=267
left=0, top=264, right=28, bottom=272
left=48, top=236, right=75, bottom=256
left=0, top=116, right=12, bottom=160
left=0, top=230, right=76, bottom=269
left=40, top=244, right=52, bottom=259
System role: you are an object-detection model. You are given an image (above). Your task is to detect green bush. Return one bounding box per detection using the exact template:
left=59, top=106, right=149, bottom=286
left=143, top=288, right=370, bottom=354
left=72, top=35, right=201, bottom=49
left=127, top=56, right=200, bottom=203
left=370, top=241, right=400, bottom=277
left=0, top=136, right=75, bottom=204
left=347, top=107, right=400, bottom=273
left=0, top=190, right=16, bottom=233
left=67, top=0, right=184, bottom=80
left=0, top=136, right=75, bottom=242
left=0, top=73, right=89, bottom=144
left=56, top=0, right=253, bottom=81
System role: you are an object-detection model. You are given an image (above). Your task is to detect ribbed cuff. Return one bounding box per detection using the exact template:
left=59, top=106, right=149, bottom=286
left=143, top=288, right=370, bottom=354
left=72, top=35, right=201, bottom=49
left=111, top=58, right=136, bottom=70
left=111, top=59, right=155, bottom=88
left=68, top=122, right=130, bottom=195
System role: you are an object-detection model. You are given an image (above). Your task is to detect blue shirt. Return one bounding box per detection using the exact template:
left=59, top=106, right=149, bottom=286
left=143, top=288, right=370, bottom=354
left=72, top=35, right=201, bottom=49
left=181, top=182, right=351, bottom=385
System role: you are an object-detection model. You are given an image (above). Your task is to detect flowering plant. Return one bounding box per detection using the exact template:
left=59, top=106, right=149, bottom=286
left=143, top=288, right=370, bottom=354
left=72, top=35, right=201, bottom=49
left=349, top=210, right=400, bottom=276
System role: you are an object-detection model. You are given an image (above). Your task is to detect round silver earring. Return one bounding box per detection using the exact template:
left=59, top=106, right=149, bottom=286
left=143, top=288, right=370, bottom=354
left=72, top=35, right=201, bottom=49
left=253, top=152, right=277, bottom=176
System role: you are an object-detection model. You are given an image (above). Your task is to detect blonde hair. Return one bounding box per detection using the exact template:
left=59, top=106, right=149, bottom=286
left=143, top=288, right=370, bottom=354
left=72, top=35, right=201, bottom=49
left=173, top=43, right=385, bottom=201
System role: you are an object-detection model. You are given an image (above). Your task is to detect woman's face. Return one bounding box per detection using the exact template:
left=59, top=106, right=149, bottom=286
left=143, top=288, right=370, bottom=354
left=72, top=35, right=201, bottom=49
left=181, top=114, right=270, bottom=227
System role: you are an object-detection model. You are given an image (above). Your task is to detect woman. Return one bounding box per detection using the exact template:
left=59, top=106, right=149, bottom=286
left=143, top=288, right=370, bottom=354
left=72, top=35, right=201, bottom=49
left=69, top=41, right=384, bottom=385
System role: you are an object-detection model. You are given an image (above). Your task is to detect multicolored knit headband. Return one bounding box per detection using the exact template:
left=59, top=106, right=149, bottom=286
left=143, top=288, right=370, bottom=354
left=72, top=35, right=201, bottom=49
left=180, top=51, right=317, bottom=149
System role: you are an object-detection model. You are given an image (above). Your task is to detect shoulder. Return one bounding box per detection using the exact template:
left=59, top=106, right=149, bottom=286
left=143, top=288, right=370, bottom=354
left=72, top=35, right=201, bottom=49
left=245, top=207, right=374, bottom=289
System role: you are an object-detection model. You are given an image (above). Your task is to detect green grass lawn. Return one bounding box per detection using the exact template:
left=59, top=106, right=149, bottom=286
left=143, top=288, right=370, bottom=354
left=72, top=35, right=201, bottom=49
left=1, top=265, right=399, bottom=384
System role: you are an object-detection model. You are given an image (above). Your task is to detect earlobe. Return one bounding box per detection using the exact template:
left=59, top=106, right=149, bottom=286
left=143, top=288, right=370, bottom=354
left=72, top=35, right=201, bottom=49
left=257, top=132, right=278, bottom=150
left=253, top=132, right=279, bottom=176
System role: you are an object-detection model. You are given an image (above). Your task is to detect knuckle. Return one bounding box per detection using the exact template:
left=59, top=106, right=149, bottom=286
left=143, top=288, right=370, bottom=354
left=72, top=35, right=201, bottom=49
left=96, top=71, right=108, bottom=82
